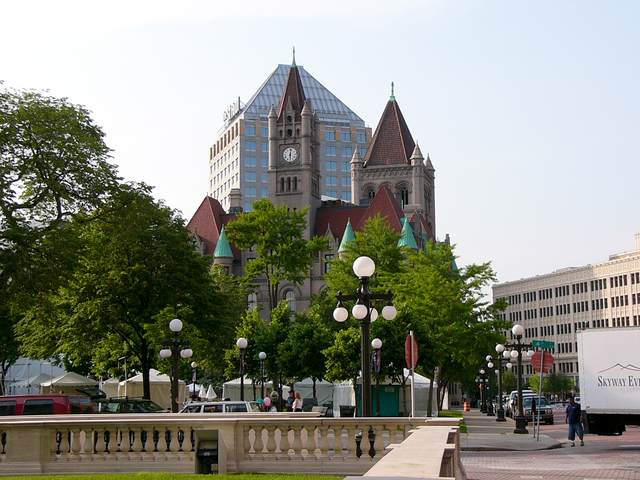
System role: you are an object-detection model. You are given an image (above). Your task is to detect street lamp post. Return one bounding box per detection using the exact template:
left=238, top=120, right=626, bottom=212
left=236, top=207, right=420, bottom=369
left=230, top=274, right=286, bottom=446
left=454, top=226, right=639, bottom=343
left=159, top=318, right=193, bottom=413
left=493, top=344, right=513, bottom=422
left=371, top=338, right=382, bottom=416
left=236, top=337, right=248, bottom=401
left=190, top=361, right=198, bottom=401
left=333, top=256, right=397, bottom=417
left=258, top=351, right=267, bottom=400
left=478, top=369, right=487, bottom=413
left=503, top=324, right=534, bottom=434
left=485, top=355, right=495, bottom=416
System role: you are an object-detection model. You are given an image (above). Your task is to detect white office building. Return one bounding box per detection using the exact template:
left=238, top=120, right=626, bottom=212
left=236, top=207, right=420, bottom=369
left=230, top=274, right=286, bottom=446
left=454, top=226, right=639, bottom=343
left=493, top=234, right=640, bottom=382
left=208, top=63, right=371, bottom=212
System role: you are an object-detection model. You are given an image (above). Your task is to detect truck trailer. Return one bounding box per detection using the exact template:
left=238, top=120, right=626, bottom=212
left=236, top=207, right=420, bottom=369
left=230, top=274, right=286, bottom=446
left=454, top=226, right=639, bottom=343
left=577, top=327, right=640, bottom=435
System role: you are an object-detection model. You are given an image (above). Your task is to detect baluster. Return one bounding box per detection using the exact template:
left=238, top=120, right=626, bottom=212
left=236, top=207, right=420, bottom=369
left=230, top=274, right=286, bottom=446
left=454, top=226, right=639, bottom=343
left=104, top=428, right=114, bottom=454
left=316, top=425, right=329, bottom=459
left=253, top=425, right=264, bottom=455
left=59, top=428, right=70, bottom=456
left=243, top=425, right=252, bottom=455
left=278, top=426, right=290, bottom=459
left=52, top=430, right=61, bottom=455
left=265, top=426, right=277, bottom=457
left=131, top=428, right=143, bottom=454
left=94, top=428, right=106, bottom=455
left=291, top=425, right=302, bottom=459
left=183, top=428, right=193, bottom=453
left=69, top=429, right=81, bottom=456
left=373, top=424, right=385, bottom=455
left=169, top=427, right=180, bottom=453
left=300, top=426, right=310, bottom=458
left=140, top=428, right=149, bottom=452
left=156, top=428, right=167, bottom=453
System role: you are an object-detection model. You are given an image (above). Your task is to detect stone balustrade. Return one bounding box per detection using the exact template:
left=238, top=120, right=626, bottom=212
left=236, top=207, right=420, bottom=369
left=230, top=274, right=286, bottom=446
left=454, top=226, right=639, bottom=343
left=0, top=414, right=459, bottom=475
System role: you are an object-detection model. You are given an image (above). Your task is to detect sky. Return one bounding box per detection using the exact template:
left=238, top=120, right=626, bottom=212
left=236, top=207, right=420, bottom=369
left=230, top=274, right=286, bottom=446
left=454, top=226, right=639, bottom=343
left=2, top=0, right=639, bottom=288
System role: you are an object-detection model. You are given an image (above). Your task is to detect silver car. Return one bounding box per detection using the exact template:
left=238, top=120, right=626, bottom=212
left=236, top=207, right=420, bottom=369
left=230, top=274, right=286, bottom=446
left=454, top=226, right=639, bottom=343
left=179, top=401, right=261, bottom=413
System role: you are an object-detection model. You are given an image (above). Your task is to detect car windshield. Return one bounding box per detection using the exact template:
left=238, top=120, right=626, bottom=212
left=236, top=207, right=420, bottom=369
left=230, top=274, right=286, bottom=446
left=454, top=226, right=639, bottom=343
left=131, top=400, right=164, bottom=412
left=523, top=397, right=549, bottom=408
left=181, top=404, right=203, bottom=413
left=248, top=402, right=261, bottom=412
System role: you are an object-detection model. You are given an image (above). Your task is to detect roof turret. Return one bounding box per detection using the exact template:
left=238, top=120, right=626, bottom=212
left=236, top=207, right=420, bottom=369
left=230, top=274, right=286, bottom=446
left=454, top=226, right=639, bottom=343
left=397, top=217, right=418, bottom=250
left=338, top=218, right=356, bottom=253
left=213, top=226, right=233, bottom=258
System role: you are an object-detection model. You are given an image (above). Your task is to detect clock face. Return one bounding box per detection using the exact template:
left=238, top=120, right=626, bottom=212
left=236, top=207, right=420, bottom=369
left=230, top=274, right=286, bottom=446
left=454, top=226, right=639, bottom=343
left=282, top=147, right=298, bottom=163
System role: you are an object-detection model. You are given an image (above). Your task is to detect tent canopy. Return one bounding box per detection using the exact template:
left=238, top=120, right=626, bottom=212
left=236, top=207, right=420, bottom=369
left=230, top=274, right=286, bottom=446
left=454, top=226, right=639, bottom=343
left=41, top=371, right=97, bottom=387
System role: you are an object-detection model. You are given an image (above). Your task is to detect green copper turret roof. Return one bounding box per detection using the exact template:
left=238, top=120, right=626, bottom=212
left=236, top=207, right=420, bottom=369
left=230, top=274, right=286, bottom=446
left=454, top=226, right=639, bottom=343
left=214, top=226, right=233, bottom=258
left=397, top=217, right=418, bottom=250
left=338, top=218, right=356, bottom=253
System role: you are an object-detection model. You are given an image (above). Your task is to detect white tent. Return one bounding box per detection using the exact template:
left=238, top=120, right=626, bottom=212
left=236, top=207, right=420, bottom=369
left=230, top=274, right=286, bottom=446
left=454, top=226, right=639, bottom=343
left=293, top=378, right=334, bottom=406
left=399, top=368, right=440, bottom=417
left=205, top=385, right=217, bottom=400
left=12, top=373, right=52, bottom=395
left=99, top=377, right=121, bottom=398
left=41, top=372, right=97, bottom=394
left=118, top=369, right=187, bottom=409
left=222, top=376, right=288, bottom=401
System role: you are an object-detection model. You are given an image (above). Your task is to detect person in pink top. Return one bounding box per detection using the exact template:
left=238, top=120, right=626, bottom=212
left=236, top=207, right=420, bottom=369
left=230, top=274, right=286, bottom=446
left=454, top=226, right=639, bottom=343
left=292, top=391, right=303, bottom=412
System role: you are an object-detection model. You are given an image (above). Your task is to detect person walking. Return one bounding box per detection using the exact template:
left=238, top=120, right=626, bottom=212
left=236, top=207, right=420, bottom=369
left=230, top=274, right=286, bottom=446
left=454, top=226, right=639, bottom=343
left=292, top=391, right=303, bottom=412
left=565, top=396, right=584, bottom=447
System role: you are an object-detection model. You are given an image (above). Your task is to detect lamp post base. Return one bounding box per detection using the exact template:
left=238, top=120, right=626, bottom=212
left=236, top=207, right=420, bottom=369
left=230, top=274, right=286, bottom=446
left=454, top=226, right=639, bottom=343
left=513, top=416, right=529, bottom=434
left=496, top=408, right=506, bottom=422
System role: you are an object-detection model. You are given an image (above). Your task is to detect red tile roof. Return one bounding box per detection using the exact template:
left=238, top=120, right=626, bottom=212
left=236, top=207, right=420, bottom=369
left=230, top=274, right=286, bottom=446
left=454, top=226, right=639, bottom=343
left=363, top=99, right=415, bottom=167
left=186, top=197, right=239, bottom=256
left=314, top=185, right=405, bottom=239
left=277, top=65, right=306, bottom=123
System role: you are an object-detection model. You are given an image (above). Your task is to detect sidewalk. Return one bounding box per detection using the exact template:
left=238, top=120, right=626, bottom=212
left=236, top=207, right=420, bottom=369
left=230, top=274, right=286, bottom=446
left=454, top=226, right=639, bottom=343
left=461, top=409, right=562, bottom=451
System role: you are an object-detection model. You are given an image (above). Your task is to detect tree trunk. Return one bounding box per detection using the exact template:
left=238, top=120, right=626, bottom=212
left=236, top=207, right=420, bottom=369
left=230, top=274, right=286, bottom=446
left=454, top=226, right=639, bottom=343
left=426, top=367, right=436, bottom=417
left=140, top=344, right=151, bottom=400
left=312, top=377, right=317, bottom=401
left=438, top=379, right=448, bottom=411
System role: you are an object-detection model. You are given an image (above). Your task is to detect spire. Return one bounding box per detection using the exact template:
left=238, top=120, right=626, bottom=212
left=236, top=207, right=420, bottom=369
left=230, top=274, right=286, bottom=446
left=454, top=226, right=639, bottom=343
left=213, top=226, right=233, bottom=258
left=425, top=152, right=434, bottom=170
left=397, top=217, right=418, bottom=250
left=277, top=61, right=306, bottom=123
left=350, top=145, right=362, bottom=164
left=410, top=142, right=424, bottom=165
left=338, top=218, right=356, bottom=254
left=292, top=46, right=296, bottom=66
left=390, top=81, right=395, bottom=101
left=268, top=104, right=276, bottom=118
left=363, top=92, right=415, bottom=166
left=301, top=98, right=312, bottom=116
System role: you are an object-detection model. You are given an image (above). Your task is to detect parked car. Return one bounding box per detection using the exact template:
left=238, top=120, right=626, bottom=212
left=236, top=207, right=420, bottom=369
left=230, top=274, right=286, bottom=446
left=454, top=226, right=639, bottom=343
left=0, top=395, right=94, bottom=415
left=95, top=397, right=165, bottom=413
left=522, top=396, right=554, bottom=424
left=179, top=401, right=261, bottom=413
left=506, top=390, right=535, bottom=417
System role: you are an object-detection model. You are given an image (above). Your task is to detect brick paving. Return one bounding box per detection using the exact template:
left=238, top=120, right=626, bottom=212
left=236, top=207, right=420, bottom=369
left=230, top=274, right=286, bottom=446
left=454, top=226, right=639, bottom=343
left=462, top=409, right=640, bottom=479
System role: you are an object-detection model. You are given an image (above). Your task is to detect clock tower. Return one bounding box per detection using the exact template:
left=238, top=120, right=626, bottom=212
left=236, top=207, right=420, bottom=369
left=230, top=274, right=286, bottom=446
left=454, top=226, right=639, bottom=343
left=268, top=59, right=321, bottom=239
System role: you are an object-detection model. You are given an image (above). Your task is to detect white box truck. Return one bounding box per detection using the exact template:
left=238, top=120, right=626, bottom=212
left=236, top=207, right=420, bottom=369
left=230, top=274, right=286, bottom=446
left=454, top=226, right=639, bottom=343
left=577, top=327, right=640, bottom=435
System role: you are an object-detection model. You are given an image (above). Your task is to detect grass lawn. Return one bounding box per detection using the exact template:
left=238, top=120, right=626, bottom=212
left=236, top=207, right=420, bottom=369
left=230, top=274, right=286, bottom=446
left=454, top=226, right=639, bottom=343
left=0, top=475, right=342, bottom=480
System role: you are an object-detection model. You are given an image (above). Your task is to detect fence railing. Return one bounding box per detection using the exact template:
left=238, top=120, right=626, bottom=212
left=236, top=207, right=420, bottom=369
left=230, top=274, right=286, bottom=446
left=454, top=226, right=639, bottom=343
left=0, top=414, right=459, bottom=476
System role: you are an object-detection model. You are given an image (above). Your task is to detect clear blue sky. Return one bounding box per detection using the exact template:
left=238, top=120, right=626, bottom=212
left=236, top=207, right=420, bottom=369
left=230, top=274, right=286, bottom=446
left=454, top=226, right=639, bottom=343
left=3, top=0, right=639, bottom=286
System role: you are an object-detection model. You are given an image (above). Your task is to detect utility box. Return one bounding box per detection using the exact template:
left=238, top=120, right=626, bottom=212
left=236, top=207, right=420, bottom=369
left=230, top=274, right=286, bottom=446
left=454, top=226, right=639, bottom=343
left=195, top=430, right=220, bottom=474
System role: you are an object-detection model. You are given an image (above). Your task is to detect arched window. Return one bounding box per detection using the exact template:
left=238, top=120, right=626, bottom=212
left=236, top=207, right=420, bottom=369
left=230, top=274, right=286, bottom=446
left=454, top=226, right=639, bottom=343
left=287, top=177, right=291, bottom=192
left=280, top=177, right=285, bottom=192
left=248, top=293, right=258, bottom=310
left=293, top=177, right=297, bottom=191
left=367, top=188, right=376, bottom=200
left=284, top=290, right=296, bottom=312
left=398, top=184, right=409, bottom=208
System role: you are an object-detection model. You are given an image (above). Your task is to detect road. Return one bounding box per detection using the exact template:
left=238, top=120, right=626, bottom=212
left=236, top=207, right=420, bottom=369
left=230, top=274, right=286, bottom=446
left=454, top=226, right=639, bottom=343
left=463, top=407, right=640, bottom=480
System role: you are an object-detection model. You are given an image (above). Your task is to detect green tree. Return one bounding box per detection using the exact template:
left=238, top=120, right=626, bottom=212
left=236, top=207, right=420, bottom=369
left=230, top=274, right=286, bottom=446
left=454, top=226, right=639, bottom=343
left=224, top=199, right=328, bottom=313
left=545, top=372, right=575, bottom=398
left=1, top=85, right=121, bottom=377
left=17, top=186, right=226, bottom=399
left=278, top=313, right=332, bottom=400
left=501, top=371, right=517, bottom=393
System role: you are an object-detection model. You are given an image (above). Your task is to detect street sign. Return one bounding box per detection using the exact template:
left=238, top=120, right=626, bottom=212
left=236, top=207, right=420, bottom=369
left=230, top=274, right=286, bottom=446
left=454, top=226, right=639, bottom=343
left=532, top=339, right=555, bottom=350
left=531, top=351, right=554, bottom=373
left=405, top=334, right=419, bottom=369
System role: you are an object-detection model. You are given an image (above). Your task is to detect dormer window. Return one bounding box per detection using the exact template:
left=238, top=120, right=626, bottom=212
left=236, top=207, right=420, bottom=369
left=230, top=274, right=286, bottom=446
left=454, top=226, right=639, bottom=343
left=287, top=115, right=292, bottom=122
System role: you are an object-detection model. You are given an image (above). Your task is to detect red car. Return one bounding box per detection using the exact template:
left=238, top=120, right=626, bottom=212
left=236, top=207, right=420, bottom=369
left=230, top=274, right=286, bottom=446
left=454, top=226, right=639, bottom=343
left=0, top=395, right=94, bottom=415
